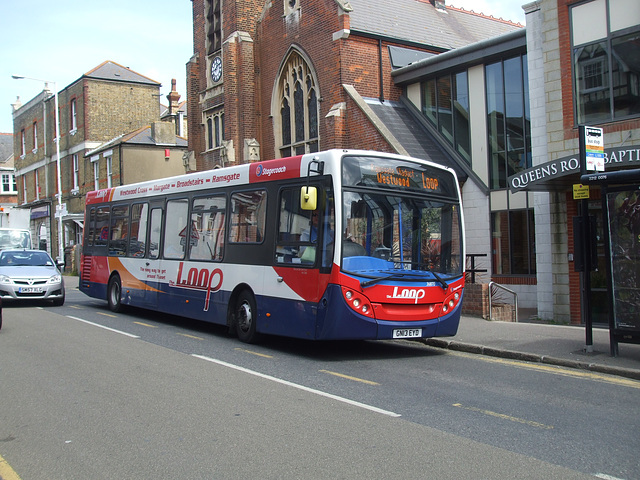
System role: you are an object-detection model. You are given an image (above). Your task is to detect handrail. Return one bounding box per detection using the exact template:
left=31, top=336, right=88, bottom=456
left=488, top=281, right=518, bottom=322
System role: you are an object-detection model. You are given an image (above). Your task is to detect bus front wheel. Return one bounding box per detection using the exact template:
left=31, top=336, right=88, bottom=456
left=107, top=275, right=123, bottom=313
left=235, top=290, right=260, bottom=344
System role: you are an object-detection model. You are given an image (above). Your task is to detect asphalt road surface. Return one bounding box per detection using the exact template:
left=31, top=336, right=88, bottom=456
left=0, top=284, right=637, bottom=479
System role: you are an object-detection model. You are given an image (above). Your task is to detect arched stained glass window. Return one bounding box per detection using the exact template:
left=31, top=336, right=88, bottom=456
left=276, top=50, right=319, bottom=157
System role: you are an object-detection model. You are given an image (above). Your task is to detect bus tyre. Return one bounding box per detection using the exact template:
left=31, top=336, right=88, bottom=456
left=235, top=290, right=259, bottom=344
left=107, top=275, right=123, bottom=313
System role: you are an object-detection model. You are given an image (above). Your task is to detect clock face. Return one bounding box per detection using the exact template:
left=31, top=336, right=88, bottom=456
left=211, top=56, right=222, bottom=83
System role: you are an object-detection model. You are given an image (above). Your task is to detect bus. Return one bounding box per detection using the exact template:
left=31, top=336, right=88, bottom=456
left=80, top=149, right=465, bottom=343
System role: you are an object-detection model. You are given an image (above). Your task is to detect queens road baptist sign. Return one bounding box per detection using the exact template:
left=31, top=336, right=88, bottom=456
left=508, top=144, right=640, bottom=193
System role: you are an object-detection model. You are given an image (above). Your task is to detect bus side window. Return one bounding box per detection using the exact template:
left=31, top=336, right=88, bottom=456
left=109, top=205, right=129, bottom=257
left=86, top=207, right=96, bottom=247
left=163, top=199, right=188, bottom=259
left=148, top=208, right=162, bottom=259
left=94, top=206, right=110, bottom=248
left=130, top=203, right=149, bottom=258
left=229, top=190, right=266, bottom=243
left=189, top=195, right=226, bottom=261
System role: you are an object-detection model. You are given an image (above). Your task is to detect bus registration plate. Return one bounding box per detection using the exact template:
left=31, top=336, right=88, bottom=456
left=393, top=328, right=422, bottom=339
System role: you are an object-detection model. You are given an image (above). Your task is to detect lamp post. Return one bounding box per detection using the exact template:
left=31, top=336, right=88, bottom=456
left=12, top=75, right=65, bottom=262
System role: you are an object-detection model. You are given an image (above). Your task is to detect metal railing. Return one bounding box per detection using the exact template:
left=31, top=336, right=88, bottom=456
left=488, top=281, right=518, bottom=322
left=466, top=253, right=487, bottom=283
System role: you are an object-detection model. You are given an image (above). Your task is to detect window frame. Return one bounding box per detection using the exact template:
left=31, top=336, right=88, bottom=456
left=275, top=49, right=320, bottom=158
left=72, top=154, right=79, bottom=192
left=228, top=189, right=267, bottom=244
left=420, top=70, right=471, bottom=164
left=188, top=194, right=227, bottom=262
left=32, top=122, right=38, bottom=153
left=70, top=98, right=77, bottom=133
left=485, top=54, right=531, bottom=191
left=491, top=208, right=536, bottom=276
left=571, top=0, right=640, bottom=125
left=204, top=110, right=224, bottom=152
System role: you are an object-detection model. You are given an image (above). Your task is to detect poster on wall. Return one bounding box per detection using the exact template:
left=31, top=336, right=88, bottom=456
left=607, top=187, right=640, bottom=331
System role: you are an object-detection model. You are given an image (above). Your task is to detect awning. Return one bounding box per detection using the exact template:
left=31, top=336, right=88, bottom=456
left=508, top=144, right=640, bottom=193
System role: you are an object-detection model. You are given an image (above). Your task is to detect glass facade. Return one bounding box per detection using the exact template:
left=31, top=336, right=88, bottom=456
left=486, top=54, right=534, bottom=276
left=486, top=55, right=531, bottom=190
left=491, top=209, right=536, bottom=275
left=421, top=71, right=471, bottom=163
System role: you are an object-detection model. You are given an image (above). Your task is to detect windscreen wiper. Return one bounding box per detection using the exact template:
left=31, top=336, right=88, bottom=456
left=359, top=271, right=430, bottom=288
left=359, top=270, right=449, bottom=290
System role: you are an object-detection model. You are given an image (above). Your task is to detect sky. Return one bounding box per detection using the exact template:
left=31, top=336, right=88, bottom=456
left=0, top=0, right=526, bottom=135
left=450, top=0, right=526, bottom=26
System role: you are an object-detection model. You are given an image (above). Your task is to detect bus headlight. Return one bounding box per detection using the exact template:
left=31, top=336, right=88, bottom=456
left=341, top=287, right=374, bottom=318
left=441, top=290, right=462, bottom=315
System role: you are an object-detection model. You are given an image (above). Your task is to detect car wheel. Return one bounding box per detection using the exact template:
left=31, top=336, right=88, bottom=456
left=52, top=291, right=65, bottom=306
left=107, top=275, right=123, bottom=313
left=235, top=290, right=260, bottom=344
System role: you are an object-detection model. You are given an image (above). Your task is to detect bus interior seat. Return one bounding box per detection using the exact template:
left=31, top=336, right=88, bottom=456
left=342, top=240, right=367, bottom=257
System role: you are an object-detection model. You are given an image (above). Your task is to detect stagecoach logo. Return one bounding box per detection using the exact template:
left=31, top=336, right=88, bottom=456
left=386, top=287, right=426, bottom=304
left=171, top=262, right=223, bottom=311
left=255, top=164, right=287, bottom=177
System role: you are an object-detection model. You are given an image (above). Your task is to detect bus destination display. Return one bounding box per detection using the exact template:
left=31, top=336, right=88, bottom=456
left=342, top=156, right=457, bottom=197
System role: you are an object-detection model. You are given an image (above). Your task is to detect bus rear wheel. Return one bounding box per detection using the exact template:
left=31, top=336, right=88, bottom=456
left=107, top=275, right=123, bottom=313
left=235, top=290, right=260, bottom=344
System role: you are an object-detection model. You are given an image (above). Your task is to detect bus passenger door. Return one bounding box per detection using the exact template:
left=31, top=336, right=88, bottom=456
left=141, top=205, right=164, bottom=308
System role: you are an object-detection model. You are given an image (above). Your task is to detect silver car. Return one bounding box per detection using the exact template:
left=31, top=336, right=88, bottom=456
left=0, top=250, right=65, bottom=306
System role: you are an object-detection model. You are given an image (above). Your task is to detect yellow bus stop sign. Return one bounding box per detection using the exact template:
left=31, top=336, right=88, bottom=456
left=573, top=184, right=590, bottom=200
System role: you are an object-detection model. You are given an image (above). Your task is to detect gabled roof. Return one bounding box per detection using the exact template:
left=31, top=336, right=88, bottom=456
left=0, top=133, right=14, bottom=164
left=121, top=125, right=187, bottom=146
left=348, top=0, right=523, bottom=51
left=87, top=124, right=187, bottom=157
left=83, top=60, right=160, bottom=86
left=365, top=98, right=469, bottom=183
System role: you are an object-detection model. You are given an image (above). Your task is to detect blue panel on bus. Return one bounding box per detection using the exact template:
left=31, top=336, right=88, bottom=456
left=256, top=295, right=318, bottom=340
left=315, top=285, right=379, bottom=340
left=434, top=290, right=464, bottom=337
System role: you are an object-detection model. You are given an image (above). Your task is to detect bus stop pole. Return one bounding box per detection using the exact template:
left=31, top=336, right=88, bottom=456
left=579, top=126, right=593, bottom=352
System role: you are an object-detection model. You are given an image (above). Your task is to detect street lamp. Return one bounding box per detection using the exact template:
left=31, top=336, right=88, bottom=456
left=12, top=75, right=65, bottom=262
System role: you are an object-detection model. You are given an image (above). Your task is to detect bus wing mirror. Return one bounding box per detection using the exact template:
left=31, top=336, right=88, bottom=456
left=300, top=186, right=318, bottom=210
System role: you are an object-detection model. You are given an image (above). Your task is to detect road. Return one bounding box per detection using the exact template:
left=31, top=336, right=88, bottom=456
left=0, top=283, right=638, bottom=479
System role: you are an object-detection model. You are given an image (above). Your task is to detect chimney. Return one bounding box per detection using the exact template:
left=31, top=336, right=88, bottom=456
left=12, top=96, right=22, bottom=113
left=166, top=79, right=181, bottom=115
left=429, top=0, right=446, bottom=10
left=151, top=122, right=175, bottom=145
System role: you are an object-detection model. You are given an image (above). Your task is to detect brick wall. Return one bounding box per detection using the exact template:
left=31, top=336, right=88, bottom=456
left=462, top=282, right=489, bottom=318
left=190, top=0, right=438, bottom=165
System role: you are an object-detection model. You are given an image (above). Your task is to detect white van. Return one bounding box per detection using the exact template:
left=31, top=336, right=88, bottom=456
left=0, top=228, right=32, bottom=250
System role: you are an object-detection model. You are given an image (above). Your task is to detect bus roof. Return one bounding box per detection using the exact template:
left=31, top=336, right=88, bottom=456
left=85, top=149, right=457, bottom=205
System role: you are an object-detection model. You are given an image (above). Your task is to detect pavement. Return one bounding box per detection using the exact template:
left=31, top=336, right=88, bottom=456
left=424, top=314, right=640, bottom=381
left=65, top=275, right=640, bottom=381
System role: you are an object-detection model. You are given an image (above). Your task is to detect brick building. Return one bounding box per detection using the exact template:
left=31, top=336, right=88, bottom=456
left=187, top=0, right=520, bottom=170
left=0, top=133, right=20, bottom=227
left=12, top=61, right=188, bottom=264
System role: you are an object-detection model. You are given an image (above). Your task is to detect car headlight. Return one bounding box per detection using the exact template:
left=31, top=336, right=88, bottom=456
left=0, top=274, right=13, bottom=284
left=48, top=274, right=62, bottom=284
